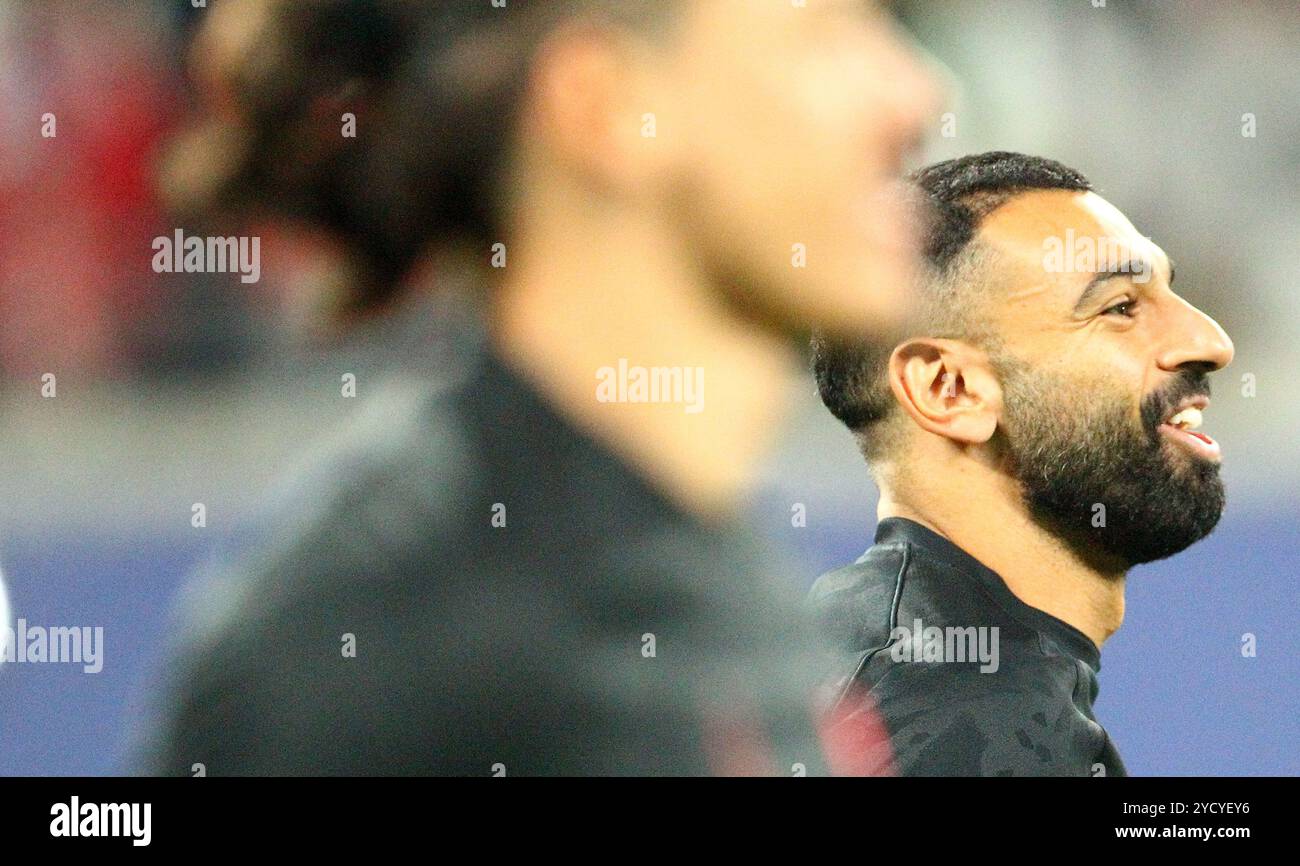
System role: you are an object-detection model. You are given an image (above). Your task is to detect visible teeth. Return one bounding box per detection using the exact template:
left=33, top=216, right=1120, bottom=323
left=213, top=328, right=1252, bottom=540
left=1168, top=407, right=1203, bottom=430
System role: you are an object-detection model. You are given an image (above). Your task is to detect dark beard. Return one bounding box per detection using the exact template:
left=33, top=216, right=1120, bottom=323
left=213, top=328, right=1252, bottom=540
left=995, top=358, right=1225, bottom=570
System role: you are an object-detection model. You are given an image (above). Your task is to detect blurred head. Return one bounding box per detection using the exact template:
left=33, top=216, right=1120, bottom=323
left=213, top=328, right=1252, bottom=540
left=634, top=0, right=942, bottom=339
left=166, top=0, right=941, bottom=338
left=815, top=152, right=1235, bottom=568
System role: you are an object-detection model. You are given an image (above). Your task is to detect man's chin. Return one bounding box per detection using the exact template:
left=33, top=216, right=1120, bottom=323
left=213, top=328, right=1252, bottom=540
left=1024, top=460, right=1226, bottom=571
left=1115, top=502, right=1224, bottom=567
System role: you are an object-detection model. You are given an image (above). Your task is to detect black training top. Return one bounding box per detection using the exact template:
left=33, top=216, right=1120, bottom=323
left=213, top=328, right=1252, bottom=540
left=807, top=517, right=1127, bottom=776
left=142, top=345, right=829, bottom=776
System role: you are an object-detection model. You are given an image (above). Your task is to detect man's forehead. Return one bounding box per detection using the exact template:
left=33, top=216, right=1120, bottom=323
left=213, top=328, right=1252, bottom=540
left=970, top=189, right=1169, bottom=307
left=978, top=189, right=1164, bottom=270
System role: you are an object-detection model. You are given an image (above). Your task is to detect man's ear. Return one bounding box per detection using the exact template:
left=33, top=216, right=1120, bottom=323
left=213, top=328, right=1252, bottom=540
left=887, top=338, right=1001, bottom=445
left=522, top=23, right=673, bottom=192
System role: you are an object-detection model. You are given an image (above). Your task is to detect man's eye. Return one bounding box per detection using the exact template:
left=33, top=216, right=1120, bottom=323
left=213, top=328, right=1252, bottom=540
left=1102, top=300, right=1136, bottom=317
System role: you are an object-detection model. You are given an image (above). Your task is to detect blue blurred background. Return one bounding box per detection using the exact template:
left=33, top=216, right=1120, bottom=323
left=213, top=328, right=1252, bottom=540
left=0, top=0, right=1296, bottom=775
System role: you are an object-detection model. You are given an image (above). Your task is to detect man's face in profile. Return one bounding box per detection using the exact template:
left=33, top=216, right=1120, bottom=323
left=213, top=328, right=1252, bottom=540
left=659, top=0, right=941, bottom=341
left=976, top=190, right=1235, bottom=567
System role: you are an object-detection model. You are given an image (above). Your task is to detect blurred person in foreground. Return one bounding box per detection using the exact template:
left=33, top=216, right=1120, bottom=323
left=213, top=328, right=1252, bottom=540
left=810, top=152, right=1235, bottom=775
left=144, top=0, right=941, bottom=775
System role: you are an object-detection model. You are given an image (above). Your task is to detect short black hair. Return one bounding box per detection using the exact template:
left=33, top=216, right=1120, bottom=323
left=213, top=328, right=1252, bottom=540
left=812, top=151, right=1092, bottom=444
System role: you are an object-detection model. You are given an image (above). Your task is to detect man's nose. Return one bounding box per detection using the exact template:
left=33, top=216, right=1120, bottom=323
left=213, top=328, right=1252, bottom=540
left=1155, top=297, right=1235, bottom=373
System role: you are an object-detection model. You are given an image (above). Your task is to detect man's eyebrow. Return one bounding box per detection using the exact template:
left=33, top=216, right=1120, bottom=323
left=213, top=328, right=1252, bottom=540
left=1071, top=260, right=1162, bottom=313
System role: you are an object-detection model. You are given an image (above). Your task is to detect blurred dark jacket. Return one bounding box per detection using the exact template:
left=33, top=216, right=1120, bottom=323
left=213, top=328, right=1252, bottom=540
left=143, top=345, right=831, bottom=776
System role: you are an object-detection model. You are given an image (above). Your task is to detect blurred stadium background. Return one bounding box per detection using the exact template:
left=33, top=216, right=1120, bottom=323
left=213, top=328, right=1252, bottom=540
left=0, top=0, right=1295, bottom=775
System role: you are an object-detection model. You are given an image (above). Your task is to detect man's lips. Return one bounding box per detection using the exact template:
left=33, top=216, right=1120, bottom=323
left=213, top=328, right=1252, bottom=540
left=1157, top=395, right=1220, bottom=461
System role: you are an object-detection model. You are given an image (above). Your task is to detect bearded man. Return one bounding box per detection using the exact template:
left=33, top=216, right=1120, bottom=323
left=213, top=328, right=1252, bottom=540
left=809, top=151, right=1234, bottom=776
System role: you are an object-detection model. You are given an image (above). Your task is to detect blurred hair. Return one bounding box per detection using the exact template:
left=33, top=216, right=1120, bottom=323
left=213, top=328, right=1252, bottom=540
left=160, top=0, right=681, bottom=323
left=812, top=151, right=1092, bottom=457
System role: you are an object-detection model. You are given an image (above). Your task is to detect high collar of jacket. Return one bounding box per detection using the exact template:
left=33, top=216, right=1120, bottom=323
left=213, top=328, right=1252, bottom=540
left=874, top=517, right=1103, bottom=671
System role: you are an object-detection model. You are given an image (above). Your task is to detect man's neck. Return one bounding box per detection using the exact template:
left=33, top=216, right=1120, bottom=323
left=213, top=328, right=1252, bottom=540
left=877, top=458, right=1126, bottom=650
left=490, top=205, right=796, bottom=522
